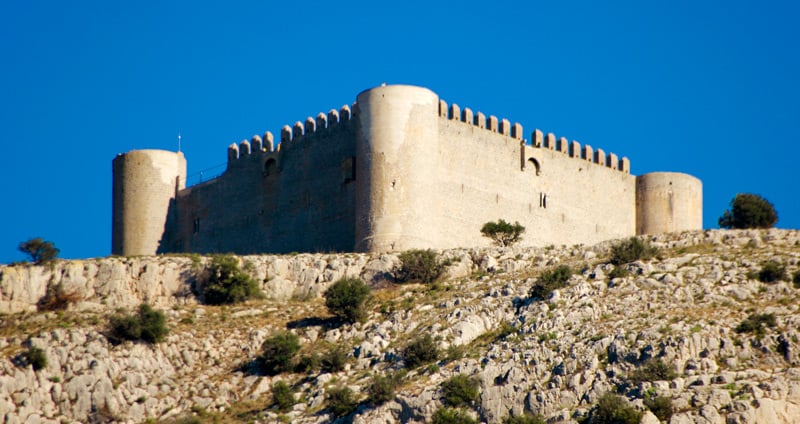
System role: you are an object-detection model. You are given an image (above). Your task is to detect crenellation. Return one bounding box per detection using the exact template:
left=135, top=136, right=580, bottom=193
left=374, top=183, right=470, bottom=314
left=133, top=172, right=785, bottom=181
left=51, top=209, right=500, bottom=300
left=594, top=148, right=605, bottom=165
left=619, top=157, right=630, bottom=173
left=292, top=121, right=304, bottom=140
left=281, top=125, right=292, bottom=144
left=511, top=123, right=523, bottom=140
left=316, top=113, right=327, bottom=130
left=227, top=143, right=239, bottom=162
left=532, top=129, right=543, bottom=147
left=239, top=140, right=251, bottom=156
left=263, top=132, right=274, bottom=152
left=569, top=140, right=580, bottom=158
left=449, top=103, right=460, bottom=120
left=607, top=153, right=619, bottom=169
left=251, top=135, right=263, bottom=152
left=474, top=112, right=486, bottom=129
left=304, top=117, right=316, bottom=134
left=340, top=105, right=352, bottom=121
left=545, top=133, right=556, bottom=149
left=488, top=115, right=498, bottom=132
left=439, top=99, right=448, bottom=117
left=499, top=118, right=511, bottom=136
left=325, top=109, right=338, bottom=127
left=557, top=137, right=568, bottom=153
left=582, top=144, right=593, bottom=161
left=462, top=107, right=473, bottom=124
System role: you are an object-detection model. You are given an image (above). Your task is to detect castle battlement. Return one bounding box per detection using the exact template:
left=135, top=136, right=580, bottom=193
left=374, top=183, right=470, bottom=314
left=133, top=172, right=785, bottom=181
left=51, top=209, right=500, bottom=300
left=112, top=84, right=701, bottom=256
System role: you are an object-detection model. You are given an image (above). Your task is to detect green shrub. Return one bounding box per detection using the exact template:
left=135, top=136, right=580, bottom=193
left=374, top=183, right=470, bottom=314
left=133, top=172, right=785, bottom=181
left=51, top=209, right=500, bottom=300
left=481, top=219, right=526, bottom=247
left=441, top=374, right=480, bottom=407
left=202, top=255, right=261, bottom=305
left=756, top=261, right=787, bottom=283
left=735, top=313, right=776, bottom=337
left=367, top=372, right=400, bottom=405
left=397, top=249, right=444, bottom=283
left=271, top=381, right=295, bottom=412
left=607, top=266, right=630, bottom=280
left=324, top=278, right=370, bottom=324
left=295, top=352, right=320, bottom=373
left=258, top=331, right=301, bottom=375
left=321, top=344, right=349, bottom=373
left=530, top=265, right=572, bottom=299
left=610, top=237, right=657, bottom=265
left=109, top=304, right=169, bottom=344
left=18, top=237, right=59, bottom=265
left=719, top=193, right=778, bottom=229
left=404, top=334, right=440, bottom=369
left=502, top=414, right=546, bottom=424
left=325, top=385, right=358, bottom=417
left=22, top=346, right=47, bottom=371
left=629, top=358, right=678, bottom=385
left=644, top=395, right=674, bottom=422
left=432, top=407, right=478, bottom=424
left=793, top=270, right=800, bottom=289
left=588, top=392, right=642, bottom=424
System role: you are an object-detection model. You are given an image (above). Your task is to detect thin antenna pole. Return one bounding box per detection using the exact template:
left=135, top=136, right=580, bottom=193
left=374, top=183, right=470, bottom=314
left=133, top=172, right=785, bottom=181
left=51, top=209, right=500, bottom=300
left=178, top=133, right=182, bottom=152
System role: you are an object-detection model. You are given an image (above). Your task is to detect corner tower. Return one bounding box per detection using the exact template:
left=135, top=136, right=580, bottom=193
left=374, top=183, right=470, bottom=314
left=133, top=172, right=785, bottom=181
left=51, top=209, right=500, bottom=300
left=112, top=149, right=186, bottom=256
left=635, top=172, right=702, bottom=235
left=354, top=85, right=440, bottom=252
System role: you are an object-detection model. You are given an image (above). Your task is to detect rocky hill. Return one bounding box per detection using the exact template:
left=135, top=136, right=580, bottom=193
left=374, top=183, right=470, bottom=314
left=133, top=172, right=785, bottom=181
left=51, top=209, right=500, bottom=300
left=1, top=229, right=799, bottom=423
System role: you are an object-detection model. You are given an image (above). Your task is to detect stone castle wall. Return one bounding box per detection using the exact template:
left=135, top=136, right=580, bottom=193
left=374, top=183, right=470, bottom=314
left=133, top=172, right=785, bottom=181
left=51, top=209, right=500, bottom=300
left=112, top=84, right=702, bottom=255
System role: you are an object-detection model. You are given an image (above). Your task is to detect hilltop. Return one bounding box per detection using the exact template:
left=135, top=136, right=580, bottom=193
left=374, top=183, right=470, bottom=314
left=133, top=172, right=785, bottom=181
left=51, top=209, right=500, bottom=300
left=1, top=229, right=799, bottom=423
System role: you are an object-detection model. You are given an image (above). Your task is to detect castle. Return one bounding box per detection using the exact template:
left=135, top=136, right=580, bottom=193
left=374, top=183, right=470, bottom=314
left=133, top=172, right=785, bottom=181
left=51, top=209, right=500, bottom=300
left=112, top=84, right=702, bottom=256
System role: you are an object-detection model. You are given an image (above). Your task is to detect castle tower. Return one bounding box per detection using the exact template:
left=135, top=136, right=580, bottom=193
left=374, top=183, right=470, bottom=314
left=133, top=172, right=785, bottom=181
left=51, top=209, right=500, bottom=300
left=635, top=172, right=702, bottom=235
left=354, top=85, right=440, bottom=252
left=112, top=150, right=186, bottom=256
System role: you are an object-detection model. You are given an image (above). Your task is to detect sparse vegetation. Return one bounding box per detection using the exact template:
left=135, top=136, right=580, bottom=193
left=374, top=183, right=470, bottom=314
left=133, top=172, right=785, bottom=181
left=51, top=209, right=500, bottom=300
left=321, top=344, right=349, bottom=373
left=735, top=313, right=776, bottom=337
left=18, top=237, right=59, bottom=265
left=481, top=219, right=526, bottom=247
left=108, top=303, right=169, bottom=344
left=403, top=333, right=440, bottom=369
left=629, top=358, right=678, bottom=385
left=21, top=346, right=47, bottom=371
left=258, top=331, right=301, bottom=375
left=37, top=283, right=82, bottom=311
left=502, top=414, right=546, bottom=424
left=440, top=374, right=480, bottom=407
left=610, top=237, right=657, bottom=265
left=756, top=261, right=787, bottom=283
left=367, top=372, right=401, bottom=405
left=271, top=381, right=295, bottom=412
left=586, top=392, right=642, bottom=424
left=324, top=277, right=370, bottom=324
left=530, top=265, right=572, bottom=299
left=432, top=407, right=478, bottom=424
left=644, top=394, right=674, bottom=422
left=201, top=255, right=262, bottom=305
left=325, top=385, right=358, bottom=418
left=719, top=193, right=778, bottom=229
left=397, top=249, right=444, bottom=283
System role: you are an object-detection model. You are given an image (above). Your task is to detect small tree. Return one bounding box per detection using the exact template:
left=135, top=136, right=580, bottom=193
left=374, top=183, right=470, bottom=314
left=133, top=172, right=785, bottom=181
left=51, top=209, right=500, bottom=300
left=481, top=219, right=525, bottom=247
left=109, top=304, right=169, bottom=344
left=271, top=380, right=295, bottom=412
left=18, top=237, right=59, bottom=265
left=397, top=249, right=444, bottom=284
left=259, top=331, right=301, bottom=375
left=326, top=385, right=358, bottom=418
left=403, top=334, right=440, bottom=369
left=201, top=255, right=261, bottom=305
left=610, top=237, right=657, bottom=265
left=440, top=374, right=480, bottom=407
left=719, top=193, right=778, bottom=229
left=367, top=372, right=400, bottom=405
left=589, top=392, right=642, bottom=424
left=529, top=265, right=572, bottom=300
left=324, top=278, right=370, bottom=324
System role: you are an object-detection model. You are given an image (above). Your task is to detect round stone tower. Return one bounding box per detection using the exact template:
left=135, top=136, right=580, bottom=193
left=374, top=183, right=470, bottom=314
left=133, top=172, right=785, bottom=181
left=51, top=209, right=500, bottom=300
left=635, top=172, right=702, bottom=235
left=354, top=85, right=440, bottom=252
left=112, top=149, right=186, bottom=256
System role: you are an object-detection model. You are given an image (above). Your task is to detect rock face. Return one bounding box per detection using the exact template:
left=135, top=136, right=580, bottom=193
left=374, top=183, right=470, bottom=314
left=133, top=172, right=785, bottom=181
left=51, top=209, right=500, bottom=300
left=1, top=229, right=799, bottom=423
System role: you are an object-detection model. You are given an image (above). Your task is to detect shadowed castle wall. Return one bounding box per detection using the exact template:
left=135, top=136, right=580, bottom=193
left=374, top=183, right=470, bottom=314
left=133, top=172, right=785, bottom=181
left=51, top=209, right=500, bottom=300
left=164, top=111, right=357, bottom=254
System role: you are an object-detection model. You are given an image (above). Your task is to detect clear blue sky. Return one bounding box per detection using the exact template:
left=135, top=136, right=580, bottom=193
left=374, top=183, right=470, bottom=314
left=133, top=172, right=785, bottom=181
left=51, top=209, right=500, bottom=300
left=1, top=1, right=797, bottom=263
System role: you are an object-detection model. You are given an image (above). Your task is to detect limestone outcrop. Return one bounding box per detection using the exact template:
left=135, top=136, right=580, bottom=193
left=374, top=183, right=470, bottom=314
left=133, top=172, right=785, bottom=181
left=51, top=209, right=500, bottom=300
left=1, top=229, right=799, bottom=423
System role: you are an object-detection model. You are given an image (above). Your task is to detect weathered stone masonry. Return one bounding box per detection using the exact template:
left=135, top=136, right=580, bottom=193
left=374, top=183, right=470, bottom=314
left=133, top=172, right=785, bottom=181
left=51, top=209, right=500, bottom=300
left=112, top=84, right=702, bottom=256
